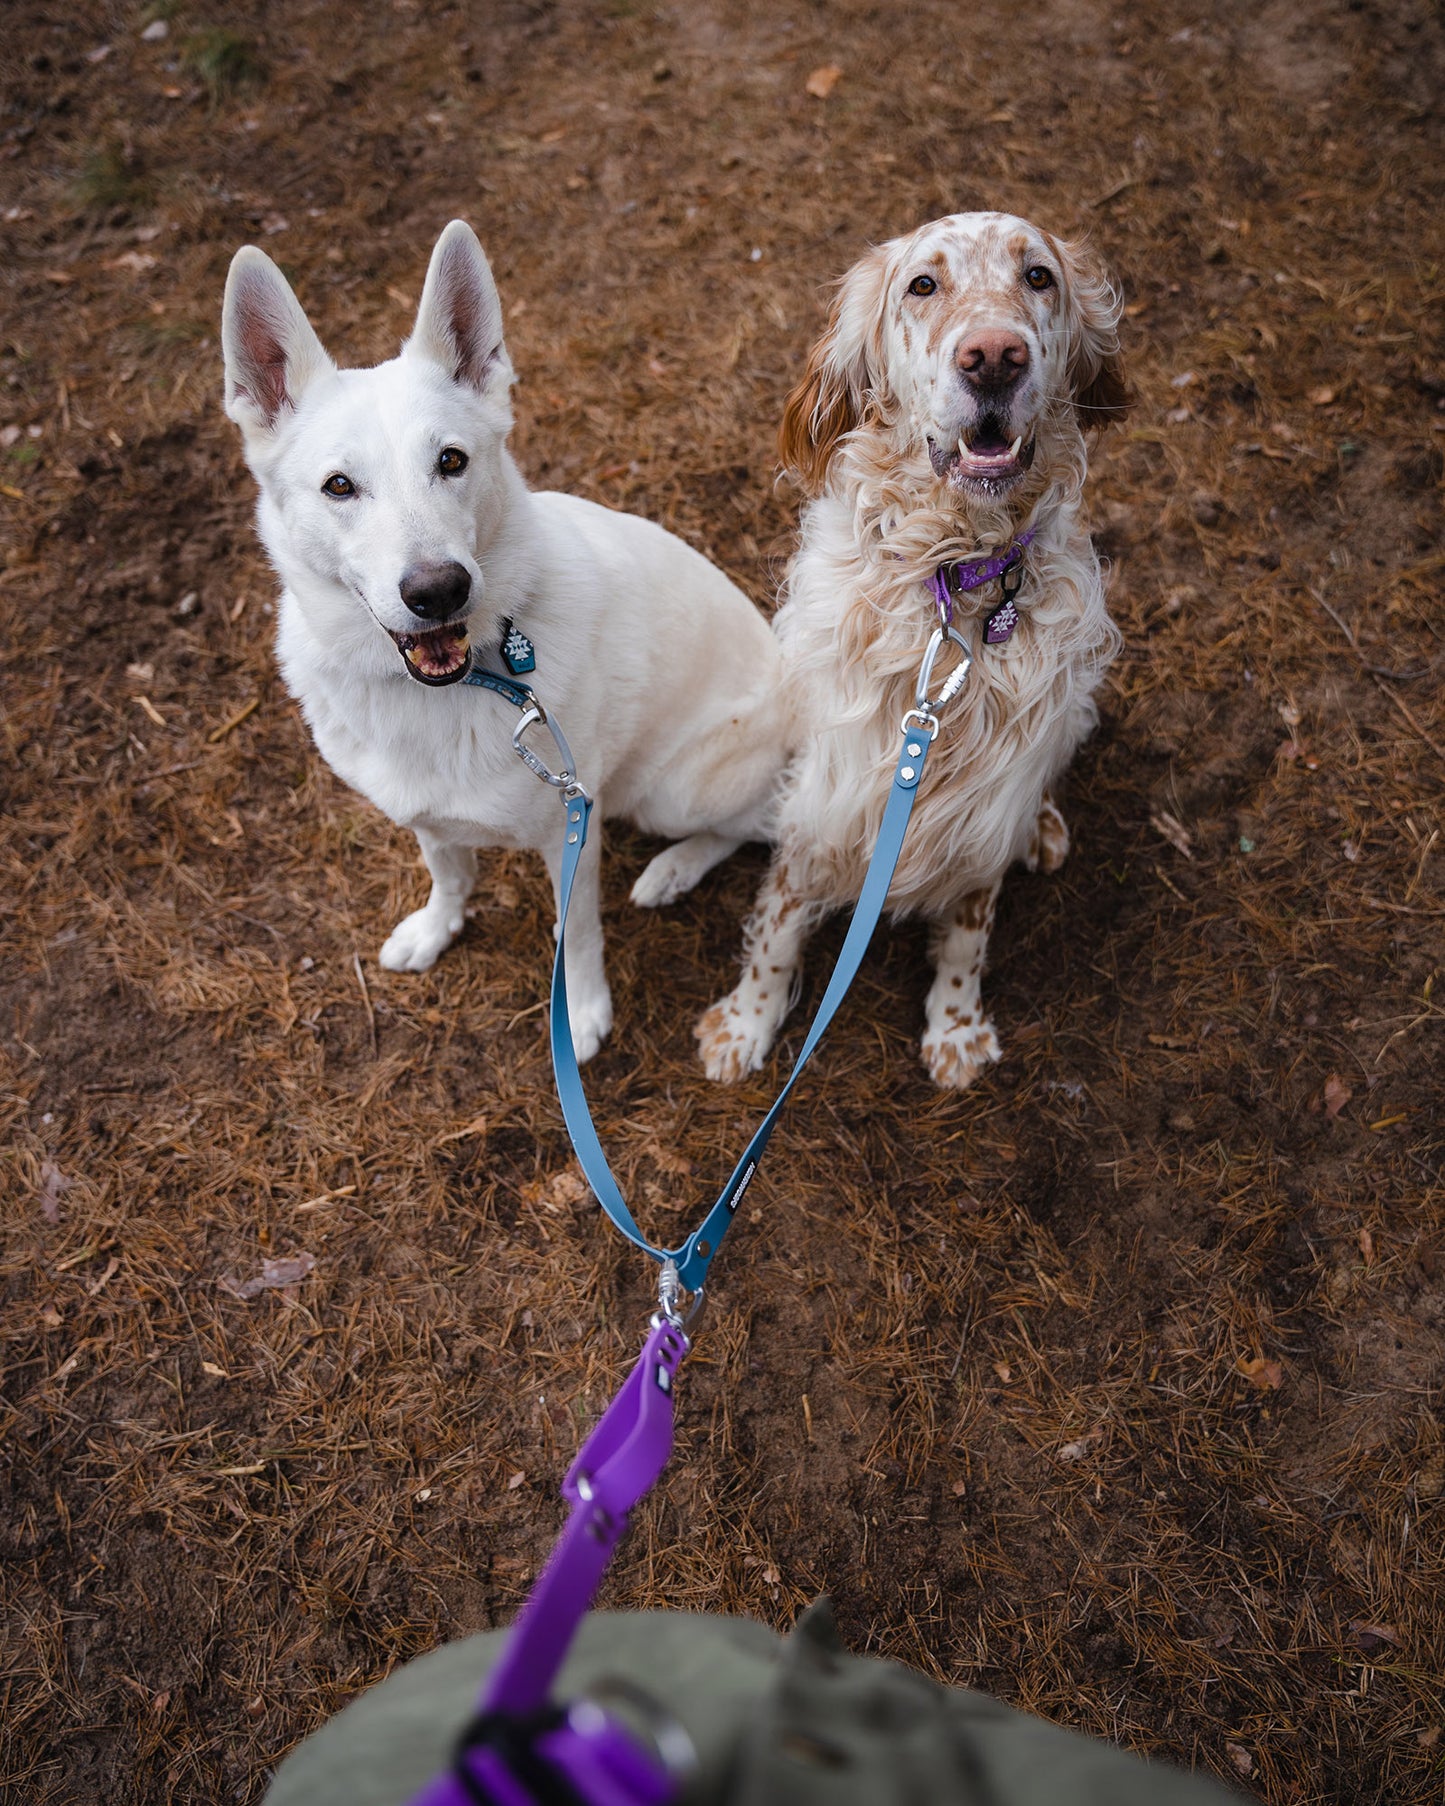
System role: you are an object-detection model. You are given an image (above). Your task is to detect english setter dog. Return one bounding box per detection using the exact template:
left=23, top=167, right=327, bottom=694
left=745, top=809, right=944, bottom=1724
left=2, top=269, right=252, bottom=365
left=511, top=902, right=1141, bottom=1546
left=694, top=212, right=1128, bottom=1090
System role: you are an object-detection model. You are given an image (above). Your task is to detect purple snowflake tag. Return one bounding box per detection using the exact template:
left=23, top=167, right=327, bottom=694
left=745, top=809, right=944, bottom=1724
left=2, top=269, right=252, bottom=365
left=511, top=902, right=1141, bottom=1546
left=983, top=598, right=1020, bottom=645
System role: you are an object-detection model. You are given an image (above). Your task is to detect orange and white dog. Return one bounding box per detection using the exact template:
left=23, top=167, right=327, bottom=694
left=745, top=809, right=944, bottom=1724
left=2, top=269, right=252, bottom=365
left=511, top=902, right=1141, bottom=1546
left=691, top=212, right=1128, bottom=1090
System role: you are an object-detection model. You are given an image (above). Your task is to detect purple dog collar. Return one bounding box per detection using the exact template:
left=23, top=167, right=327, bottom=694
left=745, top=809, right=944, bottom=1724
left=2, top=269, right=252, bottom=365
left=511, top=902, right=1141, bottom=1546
left=928, top=525, right=1037, bottom=643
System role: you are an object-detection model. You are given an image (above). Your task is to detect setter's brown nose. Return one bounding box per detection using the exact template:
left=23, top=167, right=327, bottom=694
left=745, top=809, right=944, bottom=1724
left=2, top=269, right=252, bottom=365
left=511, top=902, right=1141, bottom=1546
left=956, top=330, right=1030, bottom=390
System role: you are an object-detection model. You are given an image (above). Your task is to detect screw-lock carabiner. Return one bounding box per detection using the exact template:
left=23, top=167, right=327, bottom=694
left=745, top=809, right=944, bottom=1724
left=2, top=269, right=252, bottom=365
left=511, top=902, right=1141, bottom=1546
left=914, top=623, right=974, bottom=717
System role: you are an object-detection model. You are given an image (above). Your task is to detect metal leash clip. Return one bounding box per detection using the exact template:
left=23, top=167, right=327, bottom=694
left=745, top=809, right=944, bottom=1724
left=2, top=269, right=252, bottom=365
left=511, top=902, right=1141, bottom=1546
left=902, top=623, right=973, bottom=740
left=653, top=1258, right=703, bottom=1332
left=512, top=699, right=591, bottom=801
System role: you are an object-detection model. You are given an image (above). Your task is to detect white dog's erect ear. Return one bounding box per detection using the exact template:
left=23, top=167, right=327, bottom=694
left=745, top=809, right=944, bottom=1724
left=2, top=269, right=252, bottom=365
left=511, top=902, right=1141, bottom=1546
left=409, top=221, right=506, bottom=391
left=222, top=247, right=333, bottom=435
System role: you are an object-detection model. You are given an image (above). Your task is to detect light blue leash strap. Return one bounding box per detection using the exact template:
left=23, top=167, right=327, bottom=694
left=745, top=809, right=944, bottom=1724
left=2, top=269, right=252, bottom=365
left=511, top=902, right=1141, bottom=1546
left=548, top=622, right=970, bottom=1295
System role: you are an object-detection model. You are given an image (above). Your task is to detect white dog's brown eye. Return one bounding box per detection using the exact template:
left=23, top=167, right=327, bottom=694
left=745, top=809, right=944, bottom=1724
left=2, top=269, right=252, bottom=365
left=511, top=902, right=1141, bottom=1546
left=907, top=274, right=937, bottom=297
left=1024, top=265, right=1055, bottom=291
left=321, top=473, right=355, bottom=497
left=438, top=447, right=469, bottom=476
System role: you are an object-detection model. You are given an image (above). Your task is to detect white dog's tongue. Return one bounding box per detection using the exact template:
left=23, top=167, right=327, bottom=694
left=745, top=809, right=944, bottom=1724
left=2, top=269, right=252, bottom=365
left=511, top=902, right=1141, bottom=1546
left=391, top=622, right=472, bottom=684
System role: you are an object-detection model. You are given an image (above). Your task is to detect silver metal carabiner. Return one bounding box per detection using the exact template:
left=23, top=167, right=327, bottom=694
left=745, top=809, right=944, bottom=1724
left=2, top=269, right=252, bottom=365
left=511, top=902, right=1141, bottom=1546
left=512, top=699, right=587, bottom=795
left=914, top=623, right=973, bottom=717
left=653, top=1257, right=705, bottom=1330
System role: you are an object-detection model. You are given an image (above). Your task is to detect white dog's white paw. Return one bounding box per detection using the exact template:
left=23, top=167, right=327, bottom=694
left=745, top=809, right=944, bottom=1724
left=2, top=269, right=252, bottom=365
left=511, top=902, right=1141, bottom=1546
left=564, top=987, right=614, bottom=1064
left=696, top=991, right=775, bottom=1084
left=630, top=834, right=734, bottom=909
left=921, top=1018, right=1001, bottom=1091
left=379, top=906, right=462, bottom=973
left=630, top=848, right=694, bottom=909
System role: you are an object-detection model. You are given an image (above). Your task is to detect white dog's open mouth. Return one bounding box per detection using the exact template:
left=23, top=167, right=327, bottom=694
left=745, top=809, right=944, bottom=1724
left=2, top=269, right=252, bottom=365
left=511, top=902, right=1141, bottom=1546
left=929, top=418, right=1035, bottom=495
left=389, top=620, right=472, bottom=685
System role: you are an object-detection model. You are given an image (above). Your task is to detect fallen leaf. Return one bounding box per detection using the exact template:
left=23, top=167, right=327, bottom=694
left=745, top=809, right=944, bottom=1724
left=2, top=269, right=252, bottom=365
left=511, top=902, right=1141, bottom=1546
left=435, top=1112, right=491, bottom=1141
left=1358, top=1226, right=1374, bottom=1264
left=523, top=1167, right=590, bottom=1211
left=993, top=1361, right=1013, bottom=1384
left=39, top=1161, right=73, bottom=1222
left=1237, top=1354, right=1283, bottom=1390
left=220, top=1251, right=316, bottom=1300
left=507, top=1470, right=526, bottom=1490
left=805, top=63, right=842, bottom=99
left=762, top=1563, right=780, bottom=1585
left=1147, top=1032, right=1193, bottom=1050
left=200, top=1360, right=228, bottom=1378
left=1309, top=385, right=1336, bottom=406
left=951, top=1480, right=967, bottom=1496
left=1059, top=1433, right=1099, bottom=1462
left=1348, top=1620, right=1399, bottom=1654
left=1322, top=1073, right=1352, bottom=1119
left=1226, top=1743, right=1254, bottom=1778
left=40, top=1301, right=63, bottom=1328
left=1415, top=1450, right=1445, bottom=1499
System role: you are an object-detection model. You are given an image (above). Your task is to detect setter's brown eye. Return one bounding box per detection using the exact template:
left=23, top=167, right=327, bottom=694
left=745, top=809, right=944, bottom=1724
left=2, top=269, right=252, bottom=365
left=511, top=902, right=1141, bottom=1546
left=1024, top=265, right=1055, bottom=291
left=907, top=274, right=937, bottom=297
left=438, top=447, right=468, bottom=476
left=321, top=472, right=355, bottom=497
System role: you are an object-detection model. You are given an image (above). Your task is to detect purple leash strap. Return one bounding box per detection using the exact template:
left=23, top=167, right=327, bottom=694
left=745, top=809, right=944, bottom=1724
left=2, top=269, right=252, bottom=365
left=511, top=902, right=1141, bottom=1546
left=408, top=1316, right=689, bottom=1806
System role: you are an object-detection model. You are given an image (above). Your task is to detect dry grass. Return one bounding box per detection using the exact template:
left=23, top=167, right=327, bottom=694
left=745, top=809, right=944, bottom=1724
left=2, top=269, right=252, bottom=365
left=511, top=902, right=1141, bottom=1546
left=2, top=1, right=1443, bottom=1801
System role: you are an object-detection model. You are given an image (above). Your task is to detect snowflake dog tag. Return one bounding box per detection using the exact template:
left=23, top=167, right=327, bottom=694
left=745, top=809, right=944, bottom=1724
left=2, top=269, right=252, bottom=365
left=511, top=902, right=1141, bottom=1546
left=983, top=598, right=1020, bottom=645
left=500, top=619, right=537, bottom=676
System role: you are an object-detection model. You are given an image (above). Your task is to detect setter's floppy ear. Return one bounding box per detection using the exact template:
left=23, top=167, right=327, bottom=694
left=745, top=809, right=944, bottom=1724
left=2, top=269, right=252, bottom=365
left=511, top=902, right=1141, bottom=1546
left=778, top=247, right=891, bottom=494
left=778, top=326, right=858, bottom=496
left=1054, top=234, right=1132, bottom=432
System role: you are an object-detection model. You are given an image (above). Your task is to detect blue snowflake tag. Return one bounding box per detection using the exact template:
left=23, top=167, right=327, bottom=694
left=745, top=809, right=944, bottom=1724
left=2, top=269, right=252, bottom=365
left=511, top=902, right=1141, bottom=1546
left=500, top=619, right=536, bottom=676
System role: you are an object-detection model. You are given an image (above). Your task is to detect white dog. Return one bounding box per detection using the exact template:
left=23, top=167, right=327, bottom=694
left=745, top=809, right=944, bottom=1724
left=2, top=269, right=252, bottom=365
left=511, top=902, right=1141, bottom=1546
left=222, top=221, right=784, bottom=1059
left=695, top=212, right=1128, bottom=1090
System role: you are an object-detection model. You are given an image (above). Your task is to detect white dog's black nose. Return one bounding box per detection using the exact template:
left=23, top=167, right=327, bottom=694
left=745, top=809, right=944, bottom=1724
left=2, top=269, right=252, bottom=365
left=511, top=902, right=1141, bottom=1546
left=400, top=560, right=472, bottom=621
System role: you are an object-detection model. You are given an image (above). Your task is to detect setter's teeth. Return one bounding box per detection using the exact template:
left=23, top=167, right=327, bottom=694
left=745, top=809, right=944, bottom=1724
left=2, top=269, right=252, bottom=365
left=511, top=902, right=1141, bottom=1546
left=1008, top=435, right=1023, bottom=459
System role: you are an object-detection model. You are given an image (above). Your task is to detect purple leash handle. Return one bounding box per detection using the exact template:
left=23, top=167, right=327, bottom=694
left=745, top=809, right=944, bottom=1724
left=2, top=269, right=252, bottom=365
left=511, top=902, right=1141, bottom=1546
left=407, top=1318, right=690, bottom=1806
left=487, top=1316, right=689, bottom=1715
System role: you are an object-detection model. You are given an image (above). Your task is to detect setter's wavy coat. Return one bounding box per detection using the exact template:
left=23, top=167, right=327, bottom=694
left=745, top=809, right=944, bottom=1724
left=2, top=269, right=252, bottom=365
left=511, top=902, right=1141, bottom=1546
left=696, top=212, right=1129, bottom=1089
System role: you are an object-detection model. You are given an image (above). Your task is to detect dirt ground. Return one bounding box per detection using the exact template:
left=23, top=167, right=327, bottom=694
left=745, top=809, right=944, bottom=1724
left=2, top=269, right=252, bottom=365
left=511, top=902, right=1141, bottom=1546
left=2, top=1, right=1443, bottom=1801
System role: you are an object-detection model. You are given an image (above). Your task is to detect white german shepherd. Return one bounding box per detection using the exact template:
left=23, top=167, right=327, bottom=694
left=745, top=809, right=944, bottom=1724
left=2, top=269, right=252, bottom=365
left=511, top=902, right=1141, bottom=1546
left=222, top=221, right=783, bottom=1059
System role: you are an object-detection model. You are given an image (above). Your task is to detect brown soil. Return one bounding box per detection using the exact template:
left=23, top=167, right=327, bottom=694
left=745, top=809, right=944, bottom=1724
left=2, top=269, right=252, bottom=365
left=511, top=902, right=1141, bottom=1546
left=3, top=3, right=1443, bottom=1802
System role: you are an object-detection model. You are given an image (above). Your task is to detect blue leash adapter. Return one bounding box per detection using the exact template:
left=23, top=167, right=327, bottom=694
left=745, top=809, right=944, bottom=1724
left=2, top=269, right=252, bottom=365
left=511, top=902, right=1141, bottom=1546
left=547, top=620, right=973, bottom=1295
